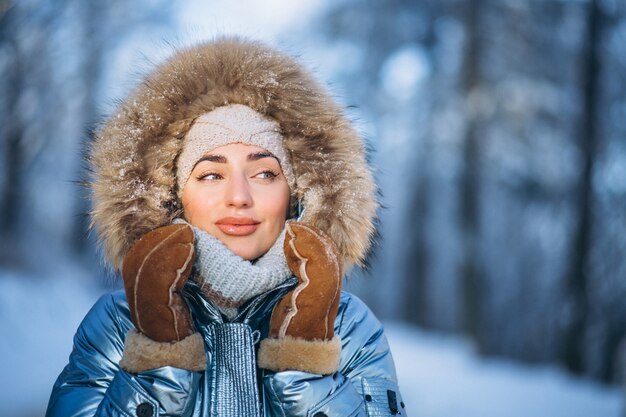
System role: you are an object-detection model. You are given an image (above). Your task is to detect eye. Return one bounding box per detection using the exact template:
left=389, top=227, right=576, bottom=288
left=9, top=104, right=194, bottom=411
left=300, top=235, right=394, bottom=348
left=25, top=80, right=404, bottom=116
left=254, top=170, right=279, bottom=180
left=196, top=172, right=223, bottom=181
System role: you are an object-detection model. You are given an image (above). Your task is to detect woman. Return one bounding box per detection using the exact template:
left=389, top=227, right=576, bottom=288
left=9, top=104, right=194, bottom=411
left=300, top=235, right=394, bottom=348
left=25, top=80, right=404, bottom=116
left=47, top=37, right=406, bottom=417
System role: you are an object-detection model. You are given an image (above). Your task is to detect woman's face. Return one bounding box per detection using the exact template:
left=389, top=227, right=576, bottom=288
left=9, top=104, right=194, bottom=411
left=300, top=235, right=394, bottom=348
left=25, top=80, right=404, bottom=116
left=181, top=143, right=291, bottom=261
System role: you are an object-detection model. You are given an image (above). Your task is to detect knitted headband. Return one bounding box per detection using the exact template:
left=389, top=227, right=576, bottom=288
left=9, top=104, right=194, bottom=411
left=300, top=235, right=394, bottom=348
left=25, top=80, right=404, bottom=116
left=176, top=104, right=295, bottom=194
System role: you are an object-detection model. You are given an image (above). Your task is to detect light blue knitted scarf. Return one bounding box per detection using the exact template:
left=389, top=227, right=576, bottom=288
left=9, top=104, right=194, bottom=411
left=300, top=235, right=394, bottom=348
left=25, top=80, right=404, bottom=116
left=173, top=218, right=291, bottom=319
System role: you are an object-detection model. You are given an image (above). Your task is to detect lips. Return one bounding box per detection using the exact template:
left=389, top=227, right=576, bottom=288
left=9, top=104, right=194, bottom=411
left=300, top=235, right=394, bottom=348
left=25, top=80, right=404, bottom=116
left=215, top=217, right=260, bottom=236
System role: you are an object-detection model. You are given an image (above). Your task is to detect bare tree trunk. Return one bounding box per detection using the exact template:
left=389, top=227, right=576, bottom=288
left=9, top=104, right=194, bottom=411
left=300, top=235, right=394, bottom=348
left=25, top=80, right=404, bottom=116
left=562, top=0, right=601, bottom=376
left=458, top=0, right=485, bottom=346
left=0, top=5, right=24, bottom=240
left=601, top=320, right=626, bottom=383
left=404, top=157, right=430, bottom=327
left=70, top=0, right=105, bottom=256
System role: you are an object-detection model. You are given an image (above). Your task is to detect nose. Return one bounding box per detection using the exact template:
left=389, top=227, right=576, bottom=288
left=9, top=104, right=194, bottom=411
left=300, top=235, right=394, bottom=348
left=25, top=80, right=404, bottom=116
left=224, top=172, right=253, bottom=208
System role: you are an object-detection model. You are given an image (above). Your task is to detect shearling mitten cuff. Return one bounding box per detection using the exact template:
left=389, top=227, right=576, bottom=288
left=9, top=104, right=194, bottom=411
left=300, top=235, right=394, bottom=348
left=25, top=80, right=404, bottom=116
left=120, top=329, right=206, bottom=373
left=258, top=335, right=341, bottom=374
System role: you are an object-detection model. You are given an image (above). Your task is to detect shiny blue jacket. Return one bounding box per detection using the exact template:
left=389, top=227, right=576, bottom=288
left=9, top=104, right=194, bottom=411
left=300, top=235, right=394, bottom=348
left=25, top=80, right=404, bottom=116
left=47, top=280, right=406, bottom=417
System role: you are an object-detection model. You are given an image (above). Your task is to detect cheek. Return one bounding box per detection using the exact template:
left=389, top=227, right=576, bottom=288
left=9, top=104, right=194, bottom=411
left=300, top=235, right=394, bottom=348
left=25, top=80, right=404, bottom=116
left=182, top=185, right=217, bottom=223
left=262, top=186, right=290, bottom=225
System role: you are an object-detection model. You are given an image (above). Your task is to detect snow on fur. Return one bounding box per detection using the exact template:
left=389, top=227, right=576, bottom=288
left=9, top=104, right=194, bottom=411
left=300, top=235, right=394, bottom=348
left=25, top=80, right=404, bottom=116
left=89, top=36, right=378, bottom=271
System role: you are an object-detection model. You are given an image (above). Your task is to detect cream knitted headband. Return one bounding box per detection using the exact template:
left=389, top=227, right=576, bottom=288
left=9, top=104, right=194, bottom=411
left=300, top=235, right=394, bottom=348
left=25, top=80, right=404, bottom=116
left=176, top=104, right=295, bottom=194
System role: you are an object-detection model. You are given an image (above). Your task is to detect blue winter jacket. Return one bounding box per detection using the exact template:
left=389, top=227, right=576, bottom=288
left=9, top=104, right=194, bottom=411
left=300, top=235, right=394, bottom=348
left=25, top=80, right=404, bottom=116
left=46, top=279, right=406, bottom=417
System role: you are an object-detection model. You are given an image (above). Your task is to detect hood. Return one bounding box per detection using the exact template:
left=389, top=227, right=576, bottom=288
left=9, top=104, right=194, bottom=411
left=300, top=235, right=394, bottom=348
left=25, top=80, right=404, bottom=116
left=89, top=36, right=378, bottom=271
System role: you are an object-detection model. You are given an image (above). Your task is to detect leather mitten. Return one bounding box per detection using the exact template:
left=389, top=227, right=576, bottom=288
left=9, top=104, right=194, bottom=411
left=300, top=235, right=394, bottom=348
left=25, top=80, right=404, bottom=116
left=258, top=221, right=343, bottom=375
left=119, top=223, right=206, bottom=373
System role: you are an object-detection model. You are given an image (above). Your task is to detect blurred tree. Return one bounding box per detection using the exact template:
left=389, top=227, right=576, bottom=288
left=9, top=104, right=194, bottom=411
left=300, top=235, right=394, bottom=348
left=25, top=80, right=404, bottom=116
left=0, top=0, right=175, bottom=273
left=0, top=3, right=23, bottom=239
left=562, top=0, right=602, bottom=377
left=70, top=0, right=175, bottom=259
left=458, top=0, right=486, bottom=347
left=584, top=0, right=626, bottom=383
left=313, top=0, right=626, bottom=384
left=0, top=1, right=66, bottom=264
left=317, top=0, right=442, bottom=322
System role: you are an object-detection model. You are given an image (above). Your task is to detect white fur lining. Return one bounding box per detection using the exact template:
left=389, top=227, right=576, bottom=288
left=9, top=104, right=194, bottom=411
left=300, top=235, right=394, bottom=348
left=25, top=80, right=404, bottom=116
left=258, top=335, right=341, bottom=375
left=120, top=329, right=206, bottom=373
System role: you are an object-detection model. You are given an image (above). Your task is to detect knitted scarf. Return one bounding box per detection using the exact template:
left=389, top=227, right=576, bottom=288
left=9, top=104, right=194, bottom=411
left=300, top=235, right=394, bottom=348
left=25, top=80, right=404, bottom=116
left=173, top=218, right=292, bottom=320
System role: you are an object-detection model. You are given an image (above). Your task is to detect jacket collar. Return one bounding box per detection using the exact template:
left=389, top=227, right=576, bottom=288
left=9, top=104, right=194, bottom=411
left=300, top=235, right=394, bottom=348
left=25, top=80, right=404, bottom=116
left=182, top=277, right=297, bottom=329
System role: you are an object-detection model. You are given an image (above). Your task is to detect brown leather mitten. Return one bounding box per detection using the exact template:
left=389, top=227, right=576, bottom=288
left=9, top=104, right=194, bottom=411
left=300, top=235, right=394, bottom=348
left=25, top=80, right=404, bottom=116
left=258, top=222, right=343, bottom=375
left=119, top=223, right=206, bottom=373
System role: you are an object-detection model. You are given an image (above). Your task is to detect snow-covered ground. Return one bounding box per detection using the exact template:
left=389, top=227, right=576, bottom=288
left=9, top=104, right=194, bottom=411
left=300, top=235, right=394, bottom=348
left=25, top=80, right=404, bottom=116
left=386, top=322, right=624, bottom=417
left=0, top=263, right=105, bottom=417
left=0, top=265, right=623, bottom=417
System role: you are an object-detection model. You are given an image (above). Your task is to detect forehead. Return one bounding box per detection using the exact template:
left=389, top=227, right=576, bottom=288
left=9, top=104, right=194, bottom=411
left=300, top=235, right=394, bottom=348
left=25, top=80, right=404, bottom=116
left=204, top=143, right=271, bottom=157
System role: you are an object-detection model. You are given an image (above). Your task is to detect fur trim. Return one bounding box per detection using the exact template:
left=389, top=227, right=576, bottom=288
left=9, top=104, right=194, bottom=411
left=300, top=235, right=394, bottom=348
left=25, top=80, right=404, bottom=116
left=258, top=335, right=341, bottom=375
left=89, top=36, right=378, bottom=271
left=120, top=329, right=206, bottom=373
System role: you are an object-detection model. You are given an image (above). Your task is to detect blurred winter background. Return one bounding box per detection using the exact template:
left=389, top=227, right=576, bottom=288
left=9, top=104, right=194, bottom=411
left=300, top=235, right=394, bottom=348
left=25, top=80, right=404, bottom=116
left=1, top=0, right=625, bottom=415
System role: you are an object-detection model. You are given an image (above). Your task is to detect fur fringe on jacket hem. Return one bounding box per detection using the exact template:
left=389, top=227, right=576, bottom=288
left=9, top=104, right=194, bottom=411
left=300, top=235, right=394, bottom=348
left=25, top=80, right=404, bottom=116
left=119, top=329, right=206, bottom=373
left=257, top=335, right=341, bottom=375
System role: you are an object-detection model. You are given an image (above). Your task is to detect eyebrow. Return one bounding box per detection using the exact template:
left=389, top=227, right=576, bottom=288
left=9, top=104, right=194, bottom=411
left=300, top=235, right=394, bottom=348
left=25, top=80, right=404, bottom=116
left=191, top=152, right=278, bottom=170
left=248, top=152, right=276, bottom=162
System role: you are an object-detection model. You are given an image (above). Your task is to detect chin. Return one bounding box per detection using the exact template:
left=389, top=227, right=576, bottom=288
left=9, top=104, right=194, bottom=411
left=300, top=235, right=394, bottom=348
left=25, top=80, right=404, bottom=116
left=225, top=242, right=262, bottom=261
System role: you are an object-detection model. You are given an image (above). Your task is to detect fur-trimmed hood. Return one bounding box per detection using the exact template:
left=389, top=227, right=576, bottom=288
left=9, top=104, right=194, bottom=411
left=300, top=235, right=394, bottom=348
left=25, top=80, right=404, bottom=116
left=89, top=36, right=377, bottom=271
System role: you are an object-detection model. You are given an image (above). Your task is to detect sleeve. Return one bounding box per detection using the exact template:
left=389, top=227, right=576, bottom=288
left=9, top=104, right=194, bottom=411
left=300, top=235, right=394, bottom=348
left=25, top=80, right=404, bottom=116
left=45, top=293, right=202, bottom=417
left=262, top=293, right=407, bottom=417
